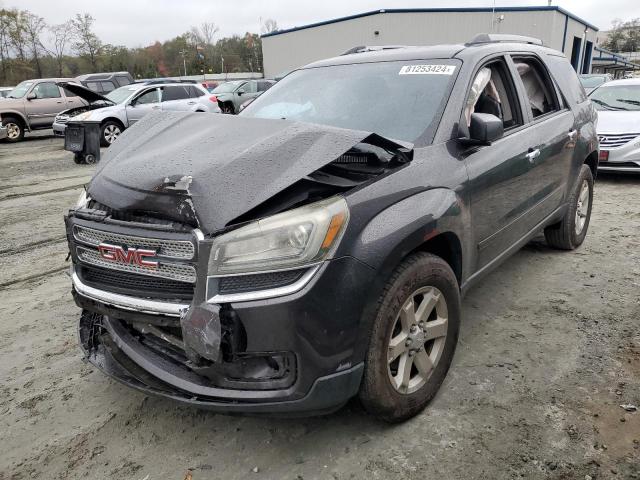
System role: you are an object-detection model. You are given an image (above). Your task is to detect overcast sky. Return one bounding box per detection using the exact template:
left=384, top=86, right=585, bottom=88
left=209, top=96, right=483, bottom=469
left=3, top=0, right=635, bottom=47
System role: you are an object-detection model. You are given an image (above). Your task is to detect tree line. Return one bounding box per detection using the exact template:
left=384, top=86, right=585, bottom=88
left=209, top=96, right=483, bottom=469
left=601, top=18, right=640, bottom=53
left=0, top=7, right=278, bottom=86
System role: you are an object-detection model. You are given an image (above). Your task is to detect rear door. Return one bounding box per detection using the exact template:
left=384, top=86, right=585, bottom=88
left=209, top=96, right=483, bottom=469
left=25, top=82, right=66, bottom=127
left=507, top=54, right=575, bottom=225
left=125, top=87, right=160, bottom=124
left=160, top=85, right=193, bottom=112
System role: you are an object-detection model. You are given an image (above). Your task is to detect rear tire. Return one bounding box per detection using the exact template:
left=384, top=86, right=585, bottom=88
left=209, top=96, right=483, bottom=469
left=359, top=253, right=461, bottom=422
left=2, top=116, right=24, bottom=142
left=100, top=121, right=123, bottom=147
left=544, top=164, right=593, bottom=250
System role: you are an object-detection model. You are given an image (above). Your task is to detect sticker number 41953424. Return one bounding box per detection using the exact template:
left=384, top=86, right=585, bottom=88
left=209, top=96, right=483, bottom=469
left=399, top=64, right=456, bottom=75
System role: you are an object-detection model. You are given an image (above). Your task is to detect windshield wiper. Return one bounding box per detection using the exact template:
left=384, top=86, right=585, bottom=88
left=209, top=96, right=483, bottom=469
left=590, top=98, right=622, bottom=110
left=616, top=98, right=640, bottom=107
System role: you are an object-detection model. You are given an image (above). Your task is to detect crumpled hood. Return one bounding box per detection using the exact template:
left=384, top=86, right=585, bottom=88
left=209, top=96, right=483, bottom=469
left=88, top=111, right=386, bottom=234
left=596, top=110, right=640, bottom=134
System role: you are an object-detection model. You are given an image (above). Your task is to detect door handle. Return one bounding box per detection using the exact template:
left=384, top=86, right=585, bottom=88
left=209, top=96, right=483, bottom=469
left=187, top=101, right=196, bottom=105
left=526, top=148, right=541, bottom=163
left=56, top=101, right=63, bottom=103
left=568, top=130, right=577, bottom=140
left=152, top=105, right=160, bottom=110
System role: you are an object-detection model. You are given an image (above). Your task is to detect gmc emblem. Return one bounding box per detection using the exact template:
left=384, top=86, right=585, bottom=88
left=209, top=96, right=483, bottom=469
left=98, top=243, right=158, bottom=269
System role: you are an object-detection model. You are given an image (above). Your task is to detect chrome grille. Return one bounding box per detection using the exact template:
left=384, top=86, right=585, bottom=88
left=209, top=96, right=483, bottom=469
left=77, top=246, right=196, bottom=283
left=73, top=225, right=195, bottom=259
left=598, top=133, right=639, bottom=149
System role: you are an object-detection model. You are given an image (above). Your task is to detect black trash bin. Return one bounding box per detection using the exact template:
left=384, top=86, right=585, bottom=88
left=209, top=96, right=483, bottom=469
left=64, top=120, right=101, bottom=164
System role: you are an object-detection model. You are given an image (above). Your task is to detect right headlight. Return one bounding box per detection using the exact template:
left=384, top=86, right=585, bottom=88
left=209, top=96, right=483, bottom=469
left=73, top=111, right=93, bottom=121
left=208, top=197, right=349, bottom=276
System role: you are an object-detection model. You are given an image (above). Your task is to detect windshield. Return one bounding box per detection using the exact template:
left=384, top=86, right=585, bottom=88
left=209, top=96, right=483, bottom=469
left=580, top=76, right=608, bottom=88
left=589, top=85, right=640, bottom=111
left=7, top=81, right=33, bottom=99
left=213, top=82, right=242, bottom=93
left=241, top=60, right=460, bottom=143
left=106, top=86, right=137, bottom=104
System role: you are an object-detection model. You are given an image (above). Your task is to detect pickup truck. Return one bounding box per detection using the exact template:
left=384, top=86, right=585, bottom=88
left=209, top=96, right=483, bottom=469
left=1, top=78, right=87, bottom=142
left=65, top=34, right=598, bottom=421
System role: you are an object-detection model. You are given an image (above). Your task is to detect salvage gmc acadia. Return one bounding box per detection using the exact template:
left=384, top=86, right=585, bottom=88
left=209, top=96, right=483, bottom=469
left=65, top=34, right=598, bottom=422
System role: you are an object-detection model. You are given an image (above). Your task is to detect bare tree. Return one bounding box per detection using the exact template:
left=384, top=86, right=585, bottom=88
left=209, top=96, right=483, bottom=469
left=22, top=11, right=46, bottom=77
left=261, top=18, right=278, bottom=35
left=46, top=21, right=73, bottom=76
left=200, top=22, right=219, bottom=46
left=71, top=13, right=101, bottom=70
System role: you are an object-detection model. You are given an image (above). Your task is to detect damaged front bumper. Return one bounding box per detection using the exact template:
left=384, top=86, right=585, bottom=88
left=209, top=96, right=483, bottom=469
left=68, top=207, right=374, bottom=413
left=78, top=311, right=364, bottom=415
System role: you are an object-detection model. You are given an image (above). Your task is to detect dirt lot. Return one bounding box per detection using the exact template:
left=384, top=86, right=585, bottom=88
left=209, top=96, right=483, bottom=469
left=0, top=132, right=638, bottom=480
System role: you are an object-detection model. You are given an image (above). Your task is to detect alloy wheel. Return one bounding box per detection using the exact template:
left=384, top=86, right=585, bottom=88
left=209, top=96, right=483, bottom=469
left=104, top=125, right=121, bottom=144
left=6, top=122, right=20, bottom=140
left=575, top=179, right=590, bottom=235
left=387, top=286, right=448, bottom=394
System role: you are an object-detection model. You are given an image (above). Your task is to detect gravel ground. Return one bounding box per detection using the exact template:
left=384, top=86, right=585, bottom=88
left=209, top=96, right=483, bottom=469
left=0, top=132, right=638, bottom=480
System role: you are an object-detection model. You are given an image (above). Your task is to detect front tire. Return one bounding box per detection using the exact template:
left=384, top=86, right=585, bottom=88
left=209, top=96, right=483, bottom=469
left=359, top=253, right=461, bottom=422
left=100, top=121, right=122, bottom=147
left=544, top=164, right=593, bottom=250
left=2, top=116, right=24, bottom=142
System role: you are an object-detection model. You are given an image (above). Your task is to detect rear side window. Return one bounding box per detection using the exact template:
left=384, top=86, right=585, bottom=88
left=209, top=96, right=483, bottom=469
left=86, top=82, right=99, bottom=92
left=162, top=85, right=191, bottom=101
left=511, top=56, right=560, bottom=118
left=257, top=81, right=273, bottom=92
left=115, top=75, right=131, bottom=87
left=544, top=54, right=588, bottom=105
left=63, top=87, right=78, bottom=97
left=100, top=81, right=115, bottom=93
left=188, top=86, right=205, bottom=97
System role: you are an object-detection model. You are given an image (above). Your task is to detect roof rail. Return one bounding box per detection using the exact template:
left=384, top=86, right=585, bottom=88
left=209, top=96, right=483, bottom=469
left=341, top=45, right=409, bottom=55
left=467, top=33, right=543, bottom=46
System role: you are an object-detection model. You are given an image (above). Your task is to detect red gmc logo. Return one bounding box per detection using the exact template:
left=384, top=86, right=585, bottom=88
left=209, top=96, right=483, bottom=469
left=98, top=243, right=158, bottom=269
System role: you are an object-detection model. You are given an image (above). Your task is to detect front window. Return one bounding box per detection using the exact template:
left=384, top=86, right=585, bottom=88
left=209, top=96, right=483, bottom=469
left=579, top=75, right=607, bottom=88
left=7, top=81, right=34, bottom=99
left=589, top=85, right=640, bottom=111
left=32, top=82, right=61, bottom=99
left=241, top=60, right=460, bottom=143
left=106, top=86, right=138, bottom=104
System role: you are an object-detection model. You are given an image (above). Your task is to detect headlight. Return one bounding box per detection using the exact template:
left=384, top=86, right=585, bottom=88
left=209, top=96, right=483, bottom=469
left=75, top=189, right=89, bottom=209
left=208, top=197, right=349, bottom=276
left=73, top=111, right=93, bottom=121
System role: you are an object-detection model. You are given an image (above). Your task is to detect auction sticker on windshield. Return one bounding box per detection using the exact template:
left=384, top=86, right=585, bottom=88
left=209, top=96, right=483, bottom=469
left=399, top=65, right=456, bottom=75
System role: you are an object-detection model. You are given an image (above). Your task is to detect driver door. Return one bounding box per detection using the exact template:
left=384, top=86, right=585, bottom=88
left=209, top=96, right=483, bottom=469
left=125, top=87, right=161, bottom=124
left=463, top=56, right=534, bottom=270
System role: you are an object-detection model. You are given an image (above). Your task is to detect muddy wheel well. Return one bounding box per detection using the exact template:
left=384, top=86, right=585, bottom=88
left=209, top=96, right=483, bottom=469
left=412, top=232, right=463, bottom=285
left=584, top=151, right=598, bottom=179
left=1, top=113, right=26, bottom=126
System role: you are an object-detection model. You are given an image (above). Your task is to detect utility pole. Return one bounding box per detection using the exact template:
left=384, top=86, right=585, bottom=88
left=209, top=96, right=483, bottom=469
left=179, top=50, right=188, bottom=77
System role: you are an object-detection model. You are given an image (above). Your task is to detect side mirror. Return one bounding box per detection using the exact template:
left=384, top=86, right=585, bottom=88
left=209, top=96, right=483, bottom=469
left=26, top=92, right=36, bottom=100
left=460, top=113, right=504, bottom=146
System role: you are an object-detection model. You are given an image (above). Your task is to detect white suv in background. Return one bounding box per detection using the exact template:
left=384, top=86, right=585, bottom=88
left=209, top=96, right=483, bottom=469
left=53, top=82, right=220, bottom=146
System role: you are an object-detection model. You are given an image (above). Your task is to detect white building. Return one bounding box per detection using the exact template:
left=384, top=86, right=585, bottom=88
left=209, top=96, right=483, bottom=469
left=262, top=7, right=599, bottom=78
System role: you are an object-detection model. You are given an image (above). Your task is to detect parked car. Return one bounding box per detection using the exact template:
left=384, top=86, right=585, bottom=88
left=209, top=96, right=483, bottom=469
left=579, top=73, right=612, bottom=94
left=53, top=82, right=219, bottom=146
left=202, top=81, right=219, bottom=92
left=0, top=78, right=87, bottom=142
left=66, top=34, right=597, bottom=421
left=211, top=79, right=275, bottom=113
left=589, top=78, right=640, bottom=173
left=74, top=71, right=134, bottom=94
left=0, top=86, right=14, bottom=98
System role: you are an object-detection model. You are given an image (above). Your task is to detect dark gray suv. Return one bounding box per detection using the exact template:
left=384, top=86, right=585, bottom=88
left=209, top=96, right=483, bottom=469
left=65, top=34, right=597, bottom=421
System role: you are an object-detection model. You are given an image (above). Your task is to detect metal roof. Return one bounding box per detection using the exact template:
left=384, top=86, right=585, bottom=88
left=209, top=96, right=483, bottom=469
left=261, top=6, right=599, bottom=38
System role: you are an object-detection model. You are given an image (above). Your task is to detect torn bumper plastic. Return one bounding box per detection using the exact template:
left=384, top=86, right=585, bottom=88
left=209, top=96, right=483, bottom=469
left=79, top=311, right=364, bottom=415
